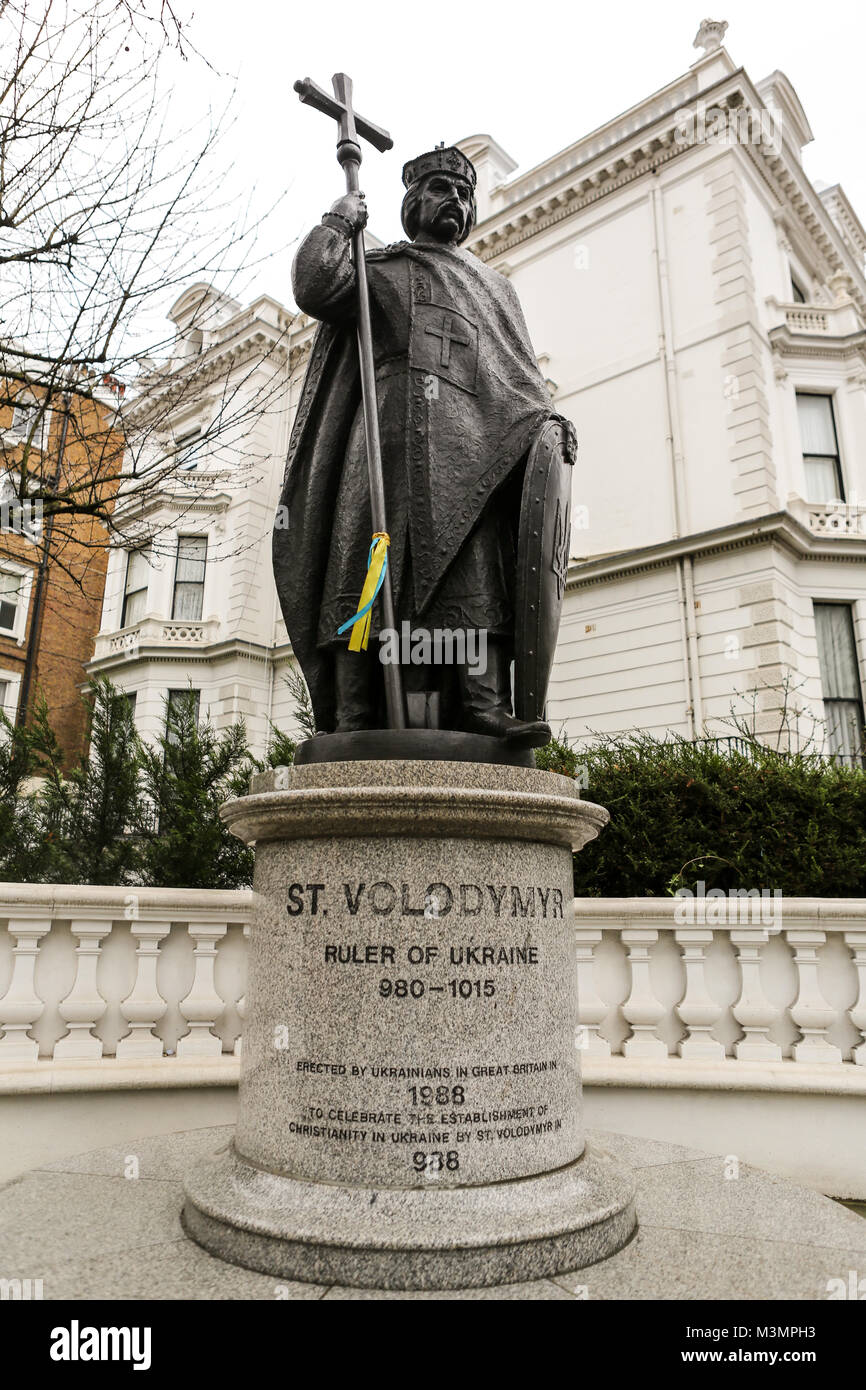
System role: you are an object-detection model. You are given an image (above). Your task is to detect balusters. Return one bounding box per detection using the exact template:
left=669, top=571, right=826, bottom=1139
left=54, top=919, right=111, bottom=1060
left=573, top=927, right=611, bottom=1057
left=0, top=893, right=862, bottom=1074
left=621, top=928, right=668, bottom=1058
left=844, top=930, right=866, bottom=1066
left=787, top=929, right=843, bottom=1064
left=234, top=921, right=251, bottom=1057
left=117, top=922, right=171, bottom=1059
left=675, top=928, right=725, bottom=1059
left=0, top=919, right=50, bottom=1060
left=178, top=921, right=228, bottom=1058
left=731, top=928, right=783, bottom=1061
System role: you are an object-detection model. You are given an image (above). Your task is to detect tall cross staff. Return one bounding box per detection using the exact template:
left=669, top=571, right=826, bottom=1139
left=293, top=72, right=406, bottom=730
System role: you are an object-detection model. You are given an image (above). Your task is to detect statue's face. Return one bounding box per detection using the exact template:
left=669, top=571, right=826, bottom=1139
left=413, top=173, right=474, bottom=244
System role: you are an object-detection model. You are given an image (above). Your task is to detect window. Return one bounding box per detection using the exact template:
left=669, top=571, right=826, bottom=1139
left=0, top=570, right=22, bottom=632
left=9, top=398, right=36, bottom=437
left=172, top=536, right=207, bottom=620
left=175, top=428, right=202, bottom=471
left=0, top=676, right=18, bottom=723
left=7, top=397, right=48, bottom=449
left=790, top=275, right=807, bottom=303
left=166, top=688, right=200, bottom=744
left=167, top=688, right=199, bottom=718
left=121, top=548, right=150, bottom=627
left=814, top=603, right=865, bottom=762
left=115, top=689, right=136, bottom=723
left=796, top=394, right=844, bottom=504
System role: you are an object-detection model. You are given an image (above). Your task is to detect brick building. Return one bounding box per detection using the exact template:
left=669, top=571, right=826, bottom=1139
left=0, top=381, right=123, bottom=761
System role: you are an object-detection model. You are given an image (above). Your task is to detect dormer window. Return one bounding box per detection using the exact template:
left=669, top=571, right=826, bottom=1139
left=167, top=284, right=239, bottom=365
left=790, top=275, right=807, bottom=303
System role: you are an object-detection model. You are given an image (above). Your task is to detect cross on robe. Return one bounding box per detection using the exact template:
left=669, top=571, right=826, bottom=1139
left=425, top=313, right=471, bottom=368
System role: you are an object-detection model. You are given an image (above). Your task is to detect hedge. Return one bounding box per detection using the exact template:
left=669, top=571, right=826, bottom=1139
left=535, top=733, right=866, bottom=897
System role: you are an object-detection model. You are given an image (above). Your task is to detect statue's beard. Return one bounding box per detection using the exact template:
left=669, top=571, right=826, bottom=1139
left=429, top=203, right=466, bottom=242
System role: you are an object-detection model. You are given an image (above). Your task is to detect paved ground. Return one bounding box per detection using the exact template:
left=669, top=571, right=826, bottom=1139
left=1, top=1127, right=865, bottom=1300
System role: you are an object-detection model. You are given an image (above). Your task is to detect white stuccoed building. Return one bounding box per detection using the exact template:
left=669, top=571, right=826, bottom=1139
left=90, top=22, right=866, bottom=760
left=88, top=282, right=305, bottom=752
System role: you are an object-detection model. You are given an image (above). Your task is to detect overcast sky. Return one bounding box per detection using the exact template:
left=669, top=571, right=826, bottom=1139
left=161, top=1, right=866, bottom=319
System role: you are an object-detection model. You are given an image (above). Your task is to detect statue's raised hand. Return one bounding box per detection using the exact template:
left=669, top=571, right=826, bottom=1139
left=328, top=192, right=368, bottom=231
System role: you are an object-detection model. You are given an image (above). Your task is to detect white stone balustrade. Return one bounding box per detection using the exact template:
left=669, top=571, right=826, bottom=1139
left=788, top=929, right=844, bottom=1064
left=787, top=495, right=866, bottom=538
left=55, top=919, right=110, bottom=1060
left=847, top=930, right=866, bottom=1067
left=234, top=922, right=251, bottom=1058
left=573, top=898, right=866, bottom=1066
left=731, top=927, right=783, bottom=1061
left=96, top=616, right=220, bottom=660
left=785, top=306, right=829, bottom=333
left=178, top=922, right=228, bottom=1058
left=621, top=928, right=668, bottom=1059
left=0, top=886, right=249, bottom=1063
left=1, top=888, right=865, bottom=1071
left=573, top=928, right=610, bottom=1057
left=117, top=922, right=171, bottom=1059
left=0, top=918, right=50, bottom=1061
left=674, top=928, right=725, bottom=1060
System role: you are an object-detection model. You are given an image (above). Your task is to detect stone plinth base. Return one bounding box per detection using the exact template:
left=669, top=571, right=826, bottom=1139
left=183, top=759, right=635, bottom=1289
left=11, top=1124, right=866, bottom=1300
left=183, top=1142, right=635, bottom=1290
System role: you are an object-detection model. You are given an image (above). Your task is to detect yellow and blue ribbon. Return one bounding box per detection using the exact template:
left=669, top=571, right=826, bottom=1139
left=337, top=531, right=390, bottom=651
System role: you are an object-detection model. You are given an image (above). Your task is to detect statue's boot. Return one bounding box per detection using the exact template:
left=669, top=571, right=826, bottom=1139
left=334, top=648, right=377, bottom=732
left=459, top=639, right=551, bottom=748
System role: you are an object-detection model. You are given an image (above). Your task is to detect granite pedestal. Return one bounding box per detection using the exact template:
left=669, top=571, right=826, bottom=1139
left=182, top=759, right=636, bottom=1289
left=11, top=1125, right=866, bottom=1301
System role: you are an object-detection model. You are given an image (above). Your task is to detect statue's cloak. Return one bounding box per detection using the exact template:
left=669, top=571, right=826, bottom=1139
left=273, top=238, right=556, bottom=732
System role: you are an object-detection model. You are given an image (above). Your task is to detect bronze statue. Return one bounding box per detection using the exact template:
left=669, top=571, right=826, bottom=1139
left=274, top=75, right=576, bottom=760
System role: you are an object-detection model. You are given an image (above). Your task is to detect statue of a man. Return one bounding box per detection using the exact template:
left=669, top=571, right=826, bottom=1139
left=273, top=146, right=575, bottom=748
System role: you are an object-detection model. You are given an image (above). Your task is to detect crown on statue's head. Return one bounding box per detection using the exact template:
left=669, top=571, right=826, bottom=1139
left=401, top=145, right=477, bottom=191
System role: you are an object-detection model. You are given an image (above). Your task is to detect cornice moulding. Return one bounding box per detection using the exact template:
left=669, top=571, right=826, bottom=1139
left=768, top=323, right=866, bottom=366
left=467, top=68, right=866, bottom=321
left=566, top=511, right=866, bottom=589
left=468, top=69, right=751, bottom=254
left=86, top=635, right=274, bottom=675
left=128, top=329, right=289, bottom=421
left=819, top=184, right=866, bottom=265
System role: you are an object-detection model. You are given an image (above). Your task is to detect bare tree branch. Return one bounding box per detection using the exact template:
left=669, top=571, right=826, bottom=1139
left=0, top=0, right=292, bottom=592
